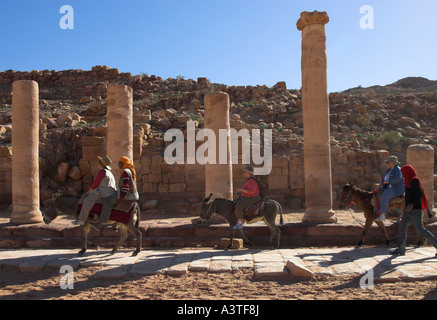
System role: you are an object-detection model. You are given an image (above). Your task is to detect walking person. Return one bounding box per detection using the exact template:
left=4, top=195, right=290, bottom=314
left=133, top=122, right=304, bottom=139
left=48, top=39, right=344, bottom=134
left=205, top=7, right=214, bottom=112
left=391, top=165, right=437, bottom=256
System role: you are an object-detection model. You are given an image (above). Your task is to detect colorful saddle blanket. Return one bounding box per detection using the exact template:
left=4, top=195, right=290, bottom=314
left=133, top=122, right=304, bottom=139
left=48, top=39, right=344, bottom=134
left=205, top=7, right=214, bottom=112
left=371, top=189, right=405, bottom=220
left=233, top=200, right=266, bottom=222
left=76, top=202, right=136, bottom=224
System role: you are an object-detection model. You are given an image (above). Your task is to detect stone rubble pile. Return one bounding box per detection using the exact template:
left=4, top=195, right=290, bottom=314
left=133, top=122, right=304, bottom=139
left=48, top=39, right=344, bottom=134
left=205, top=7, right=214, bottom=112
left=0, top=67, right=437, bottom=212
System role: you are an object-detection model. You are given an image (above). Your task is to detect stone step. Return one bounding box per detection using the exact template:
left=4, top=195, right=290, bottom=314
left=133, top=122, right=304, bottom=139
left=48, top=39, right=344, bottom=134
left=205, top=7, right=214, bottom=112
left=1, top=221, right=436, bottom=250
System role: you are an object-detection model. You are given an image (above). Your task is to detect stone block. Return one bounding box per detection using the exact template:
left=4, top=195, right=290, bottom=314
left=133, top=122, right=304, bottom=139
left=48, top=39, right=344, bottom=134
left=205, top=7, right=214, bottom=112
left=78, top=159, right=91, bottom=176
left=142, top=183, right=157, bottom=193
left=82, top=145, right=107, bottom=161
left=0, top=157, right=12, bottom=172
left=168, top=171, right=185, bottom=184
left=170, top=183, right=186, bottom=193
left=0, top=146, right=12, bottom=157
left=219, top=238, right=243, bottom=249
left=148, top=224, right=195, bottom=237
left=286, top=258, right=314, bottom=279
left=55, top=162, right=71, bottom=183
left=268, top=175, right=289, bottom=190
left=148, top=174, right=162, bottom=183
left=81, top=136, right=105, bottom=146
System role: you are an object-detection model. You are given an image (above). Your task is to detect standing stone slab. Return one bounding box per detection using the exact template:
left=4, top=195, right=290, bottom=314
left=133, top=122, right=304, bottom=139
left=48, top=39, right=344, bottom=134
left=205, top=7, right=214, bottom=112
left=204, top=92, right=233, bottom=200
left=107, top=85, right=133, bottom=184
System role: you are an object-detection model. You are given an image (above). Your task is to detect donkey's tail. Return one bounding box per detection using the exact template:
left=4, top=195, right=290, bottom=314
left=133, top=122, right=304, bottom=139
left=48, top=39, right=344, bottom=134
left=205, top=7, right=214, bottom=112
left=278, top=203, right=284, bottom=226
left=135, top=202, right=141, bottom=229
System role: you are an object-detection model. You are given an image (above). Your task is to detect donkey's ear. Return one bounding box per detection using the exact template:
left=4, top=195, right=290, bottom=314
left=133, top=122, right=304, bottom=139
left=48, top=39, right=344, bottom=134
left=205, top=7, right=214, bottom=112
left=204, top=193, right=213, bottom=203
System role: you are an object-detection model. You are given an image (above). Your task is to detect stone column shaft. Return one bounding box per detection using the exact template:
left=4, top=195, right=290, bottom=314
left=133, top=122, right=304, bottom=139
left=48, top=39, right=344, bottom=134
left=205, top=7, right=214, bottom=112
left=107, top=85, right=133, bottom=182
left=10, top=80, right=43, bottom=224
left=297, top=11, right=336, bottom=223
left=204, top=92, right=233, bottom=200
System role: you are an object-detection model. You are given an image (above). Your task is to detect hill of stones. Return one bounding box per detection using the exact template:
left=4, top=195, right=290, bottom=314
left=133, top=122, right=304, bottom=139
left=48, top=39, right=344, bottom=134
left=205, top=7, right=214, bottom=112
left=0, top=66, right=437, bottom=210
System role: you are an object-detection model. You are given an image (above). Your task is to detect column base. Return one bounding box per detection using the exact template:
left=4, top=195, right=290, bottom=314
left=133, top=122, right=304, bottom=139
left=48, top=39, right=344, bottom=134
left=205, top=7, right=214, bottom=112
left=10, top=210, right=43, bottom=225
left=302, top=209, right=337, bottom=224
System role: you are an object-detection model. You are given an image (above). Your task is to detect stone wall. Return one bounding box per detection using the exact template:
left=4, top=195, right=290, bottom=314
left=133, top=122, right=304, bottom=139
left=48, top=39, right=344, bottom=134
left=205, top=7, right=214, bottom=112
left=1, top=67, right=437, bottom=211
left=0, top=129, right=435, bottom=210
left=0, top=146, right=12, bottom=203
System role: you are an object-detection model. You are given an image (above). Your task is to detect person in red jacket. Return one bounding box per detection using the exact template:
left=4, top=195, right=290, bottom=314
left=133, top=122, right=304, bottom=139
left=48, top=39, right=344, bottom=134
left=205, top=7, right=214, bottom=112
left=391, top=165, right=437, bottom=256
left=234, top=165, right=262, bottom=230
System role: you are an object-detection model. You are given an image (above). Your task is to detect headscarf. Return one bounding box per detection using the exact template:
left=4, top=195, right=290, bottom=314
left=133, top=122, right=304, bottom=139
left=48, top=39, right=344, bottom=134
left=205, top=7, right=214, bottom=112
left=401, top=165, right=428, bottom=210
left=119, top=156, right=137, bottom=181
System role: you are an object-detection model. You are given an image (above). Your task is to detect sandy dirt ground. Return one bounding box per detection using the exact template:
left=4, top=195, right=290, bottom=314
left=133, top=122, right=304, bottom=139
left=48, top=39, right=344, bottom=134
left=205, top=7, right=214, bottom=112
left=1, top=207, right=437, bottom=301
left=0, top=266, right=437, bottom=301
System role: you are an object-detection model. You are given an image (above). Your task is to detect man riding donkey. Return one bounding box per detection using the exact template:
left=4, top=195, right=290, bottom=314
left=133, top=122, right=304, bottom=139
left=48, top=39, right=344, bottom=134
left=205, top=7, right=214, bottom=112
left=76, top=155, right=117, bottom=226
left=92, top=156, right=139, bottom=230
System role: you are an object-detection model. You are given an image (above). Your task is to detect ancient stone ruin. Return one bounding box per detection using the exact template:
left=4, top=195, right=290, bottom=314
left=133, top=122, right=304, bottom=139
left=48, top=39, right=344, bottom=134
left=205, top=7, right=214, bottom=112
left=297, top=11, right=336, bottom=223
left=0, top=12, right=437, bottom=224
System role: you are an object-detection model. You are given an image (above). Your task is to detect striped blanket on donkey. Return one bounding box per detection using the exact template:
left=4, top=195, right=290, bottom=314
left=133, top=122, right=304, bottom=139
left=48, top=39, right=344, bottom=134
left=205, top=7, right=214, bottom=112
left=371, top=188, right=405, bottom=220
left=76, top=203, right=135, bottom=224
left=233, top=199, right=266, bottom=222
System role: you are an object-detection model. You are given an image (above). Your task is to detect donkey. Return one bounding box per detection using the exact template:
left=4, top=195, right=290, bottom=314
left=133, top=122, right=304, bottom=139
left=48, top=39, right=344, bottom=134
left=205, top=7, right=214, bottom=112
left=199, top=193, right=284, bottom=250
left=43, top=195, right=142, bottom=256
left=339, top=183, right=426, bottom=247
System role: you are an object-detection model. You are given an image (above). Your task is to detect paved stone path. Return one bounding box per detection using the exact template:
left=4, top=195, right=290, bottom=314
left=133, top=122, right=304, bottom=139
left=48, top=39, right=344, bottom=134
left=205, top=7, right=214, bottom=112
left=1, top=246, right=437, bottom=282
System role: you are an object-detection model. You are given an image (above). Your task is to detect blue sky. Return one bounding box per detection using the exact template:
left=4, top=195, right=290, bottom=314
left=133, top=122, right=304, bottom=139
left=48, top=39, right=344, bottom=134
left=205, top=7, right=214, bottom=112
left=0, top=0, right=436, bottom=92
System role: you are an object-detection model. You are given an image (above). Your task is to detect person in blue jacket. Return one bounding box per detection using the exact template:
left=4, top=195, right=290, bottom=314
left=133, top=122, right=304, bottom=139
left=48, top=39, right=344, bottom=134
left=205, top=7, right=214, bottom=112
left=375, top=155, right=405, bottom=222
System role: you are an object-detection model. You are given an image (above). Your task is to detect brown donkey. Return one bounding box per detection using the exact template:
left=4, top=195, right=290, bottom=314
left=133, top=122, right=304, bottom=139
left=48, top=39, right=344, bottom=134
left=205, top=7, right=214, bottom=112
left=339, top=183, right=428, bottom=247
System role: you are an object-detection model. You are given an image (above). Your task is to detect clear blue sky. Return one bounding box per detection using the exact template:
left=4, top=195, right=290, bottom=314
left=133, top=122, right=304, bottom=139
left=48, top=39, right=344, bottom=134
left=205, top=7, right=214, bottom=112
left=0, top=0, right=436, bottom=92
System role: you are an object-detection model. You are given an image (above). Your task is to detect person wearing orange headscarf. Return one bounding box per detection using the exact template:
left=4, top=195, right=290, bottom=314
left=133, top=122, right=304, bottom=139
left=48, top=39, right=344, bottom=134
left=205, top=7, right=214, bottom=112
left=93, top=156, right=139, bottom=229
left=391, top=165, right=437, bottom=256
left=117, top=156, right=139, bottom=203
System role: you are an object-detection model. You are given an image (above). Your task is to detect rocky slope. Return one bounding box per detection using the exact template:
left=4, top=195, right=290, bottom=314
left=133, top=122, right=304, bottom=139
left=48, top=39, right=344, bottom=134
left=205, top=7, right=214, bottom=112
left=0, top=67, right=436, bottom=204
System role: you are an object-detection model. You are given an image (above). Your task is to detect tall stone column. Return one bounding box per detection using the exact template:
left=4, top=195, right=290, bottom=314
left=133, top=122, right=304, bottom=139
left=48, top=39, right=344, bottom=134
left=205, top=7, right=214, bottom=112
left=107, top=85, right=133, bottom=183
left=204, top=92, right=233, bottom=200
left=407, top=144, right=434, bottom=212
left=10, top=80, right=43, bottom=224
left=297, top=11, right=336, bottom=223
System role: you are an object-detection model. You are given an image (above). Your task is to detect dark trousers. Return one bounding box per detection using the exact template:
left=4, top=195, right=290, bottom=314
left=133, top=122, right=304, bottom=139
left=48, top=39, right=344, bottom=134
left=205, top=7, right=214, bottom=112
left=397, top=209, right=437, bottom=254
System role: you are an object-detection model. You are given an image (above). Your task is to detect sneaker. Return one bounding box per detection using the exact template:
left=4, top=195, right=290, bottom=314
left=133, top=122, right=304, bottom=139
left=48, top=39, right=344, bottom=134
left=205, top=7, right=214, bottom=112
left=233, top=221, right=243, bottom=230
left=375, top=213, right=386, bottom=222
left=390, top=248, right=405, bottom=256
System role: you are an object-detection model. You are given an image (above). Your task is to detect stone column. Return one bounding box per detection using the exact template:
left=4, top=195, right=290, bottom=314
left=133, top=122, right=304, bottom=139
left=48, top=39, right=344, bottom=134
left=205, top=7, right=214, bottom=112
left=204, top=92, right=233, bottom=200
left=10, top=80, right=43, bottom=224
left=297, top=11, right=336, bottom=223
left=107, top=85, right=133, bottom=183
left=407, top=144, right=434, bottom=212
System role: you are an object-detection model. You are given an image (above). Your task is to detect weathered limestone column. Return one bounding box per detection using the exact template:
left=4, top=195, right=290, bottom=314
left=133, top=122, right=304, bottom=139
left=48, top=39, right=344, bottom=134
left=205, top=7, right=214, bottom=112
left=204, top=92, right=233, bottom=200
left=406, top=144, right=434, bottom=212
left=297, top=11, right=336, bottom=223
left=107, top=85, right=133, bottom=183
left=10, top=80, right=43, bottom=224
